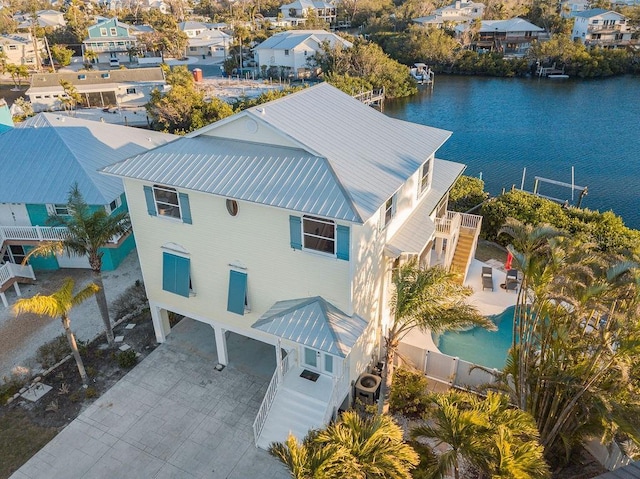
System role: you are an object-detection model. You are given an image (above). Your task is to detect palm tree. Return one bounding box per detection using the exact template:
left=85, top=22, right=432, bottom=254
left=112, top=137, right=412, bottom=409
left=14, top=278, right=99, bottom=385
left=270, top=411, right=419, bottom=479
left=25, top=185, right=130, bottom=347
left=379, top=260, right=494, bottom=413
left=412, top=391, right=550, bottom=479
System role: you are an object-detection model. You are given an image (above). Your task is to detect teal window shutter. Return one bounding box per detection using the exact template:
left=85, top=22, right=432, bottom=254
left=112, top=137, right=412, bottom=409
left=289, top=215, right=302, bottom=250
left=178, top=192, right=192, bottom=224
left=336, top=225, right=350, bottom=261
left=227, top=270, right=248, bottom=315
left=143, top=186, right=157, bottom=216
left=162, top=252, right=190, bottom=297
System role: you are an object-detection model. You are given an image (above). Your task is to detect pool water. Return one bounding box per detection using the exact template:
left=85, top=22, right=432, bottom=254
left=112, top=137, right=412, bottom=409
left=436, top=306, right=515, bottom=370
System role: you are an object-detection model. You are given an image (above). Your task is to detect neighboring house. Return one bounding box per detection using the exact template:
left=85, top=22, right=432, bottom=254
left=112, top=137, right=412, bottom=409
left=572, top=9, right=634, bottom=47
left=413, top=0, right=485, bottom=28
left=253, top=30, right=352, bottom=78
left=560, top=0, right=590, bottom=18
left=179, top=21, right=212, bottom=38
left=0, top=33, right=44, bottom=67
left=279, top=0, right=337, bottom=25
left=82, top=18, right=138, bottom=65
left=15, top=10, right=66, bottom=30
left=457, top=17, right=546, bottom=55
left=101, top=83, right=482, bottom=449
left=0, top=113, right=176, bottom=306
left=186, top=29, right=231, bottom=60
left=27, top=68, right=167, bottom=112
left=0, top=99, right=13, bottom=133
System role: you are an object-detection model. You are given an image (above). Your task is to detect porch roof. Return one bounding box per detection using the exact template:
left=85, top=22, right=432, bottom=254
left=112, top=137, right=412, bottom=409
left=251, top=297, right=367, bottom=357
left=386, top=158, right=465, bottom=256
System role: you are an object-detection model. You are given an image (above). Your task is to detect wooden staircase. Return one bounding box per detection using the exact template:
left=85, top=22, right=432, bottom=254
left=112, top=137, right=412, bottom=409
left=450, top=229, right=477, bottom=284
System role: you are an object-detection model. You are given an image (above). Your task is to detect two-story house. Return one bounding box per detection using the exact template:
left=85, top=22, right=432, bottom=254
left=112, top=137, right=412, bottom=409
left=279, top=0, right=337, bottom=26
left=572, top=9, right=634, bottom=47
left=457, top=17, right=546, bottom=55
left=83, top=18, right=138, bottom=65
left=0, top=33, right=44, bottom=67
left=0, top=113, right=176, bottom=307
left=253, top=30, right=352, bottom=79
left=185, top=28, right=231, bottom=60
left=101, top=83, right=482, bottom=449
left=413, top=0, right=485, bottom=29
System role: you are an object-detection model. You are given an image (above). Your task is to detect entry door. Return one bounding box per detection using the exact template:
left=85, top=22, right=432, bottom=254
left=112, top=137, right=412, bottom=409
left=302, top=347, right=336, bottom=376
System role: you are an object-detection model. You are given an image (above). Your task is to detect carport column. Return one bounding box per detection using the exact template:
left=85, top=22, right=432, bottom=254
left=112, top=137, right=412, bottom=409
left=213, top=326, right=228, bottom=366
left=150, top=305, right=171, bottom=343
left=0, top=292, right=7, bottom=308
left=13, top=282, right=21, bottom=297
left=435, top=237, right=444, bottom=260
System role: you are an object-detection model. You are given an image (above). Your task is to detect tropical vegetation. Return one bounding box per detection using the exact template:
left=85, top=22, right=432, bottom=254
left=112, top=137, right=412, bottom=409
left=495, top=218, right=640, bottom=464
left=269, top=410, right=419, bottom=478
left=13, top=278, right=99, bottom=385
left=24, top=185, right=130, bottom=348
left=378, top=260, right=493, bottom=413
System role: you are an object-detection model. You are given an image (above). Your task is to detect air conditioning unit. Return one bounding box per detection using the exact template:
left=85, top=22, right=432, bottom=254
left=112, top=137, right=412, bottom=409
left=354, top=373, right=381, bottom=405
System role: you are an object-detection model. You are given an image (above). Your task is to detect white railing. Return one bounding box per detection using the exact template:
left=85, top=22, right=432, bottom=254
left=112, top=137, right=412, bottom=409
left=458, top=212, right=483, bottom=230
left=424, top=349, right=499, bottom=391
left=324, top=371, right=350, bottom=423
left=435, top=217, right=453, bottom=235
left=0, top=225, right=127, bottom=245
left=253, top=349, right=297, bottom=446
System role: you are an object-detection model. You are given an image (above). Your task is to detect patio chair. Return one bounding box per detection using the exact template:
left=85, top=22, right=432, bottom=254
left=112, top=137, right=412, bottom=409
left=505, top=269, right=519, bottom=292
left=482, top=266, right=494, bottom=291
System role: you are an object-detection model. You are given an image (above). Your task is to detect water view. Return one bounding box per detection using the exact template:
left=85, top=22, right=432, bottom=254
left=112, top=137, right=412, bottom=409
left=385, top=75, right=640, bottom=229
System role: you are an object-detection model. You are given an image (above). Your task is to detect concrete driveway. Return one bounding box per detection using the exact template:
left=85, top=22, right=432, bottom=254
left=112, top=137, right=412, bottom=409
left=11, top=318, right=290, bottom=479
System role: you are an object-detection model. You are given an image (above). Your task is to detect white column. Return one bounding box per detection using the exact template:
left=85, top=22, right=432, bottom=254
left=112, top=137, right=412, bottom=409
left=13, top=282, right=21, bottom=297
left=150, top=304, right=170, bottom=343
left=276, top=338, right=283, bottom=381
left=0, top=292, right=7, bottom=308
left=435, top=237, right=444, bottom=260
left=214, top=326, right=228, bottom=366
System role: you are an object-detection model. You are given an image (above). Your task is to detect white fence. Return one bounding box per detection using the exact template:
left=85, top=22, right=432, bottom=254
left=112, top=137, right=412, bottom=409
left=0, top=225, right=127, bottom=246
left=424, top=349, right=499, bottom=391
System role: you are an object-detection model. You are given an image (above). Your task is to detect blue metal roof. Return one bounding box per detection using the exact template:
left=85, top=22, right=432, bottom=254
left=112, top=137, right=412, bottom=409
left=252, top=297, right=367, bottom=357
left=0, top=113, right=176, bottom=205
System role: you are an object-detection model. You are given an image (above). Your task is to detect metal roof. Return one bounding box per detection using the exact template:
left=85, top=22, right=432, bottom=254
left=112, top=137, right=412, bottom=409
left=480, top=17, right=544, bottom=32
left=29, top=68, right=165, bottom=89
left=252, top=297, right=368, bottom=357
left=594, top=462, right=640, bottom=478
left=240, top=83, right=452, bottom=222
left=254, top=30, right=352, bottom=50
left=0, top=113, right=176, bottom=204
left=101, top=136, right=361, bottom=222
left=574, top=8, right=622, bottom=17
left=387, top=159, right=465, bottom=255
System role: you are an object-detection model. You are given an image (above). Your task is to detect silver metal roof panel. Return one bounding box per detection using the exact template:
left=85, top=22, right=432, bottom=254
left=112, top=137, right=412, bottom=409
left=252, top=296, right=367, bottom=357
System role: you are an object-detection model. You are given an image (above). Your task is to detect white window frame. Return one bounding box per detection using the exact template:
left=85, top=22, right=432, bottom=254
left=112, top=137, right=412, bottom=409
left=153, top=185, right=182, bottom=220
left=47, top=203, right=70, bottom=216
left=382, top=193, right=397, bottom=229
left=110, top=27, right=118, bottom=36
left=419, top=159, right=432, bottom=195
left=105, top=196, right=122, bottom=214
left=302, top=215, right=336, bottom=256
left=100, top=27, right=108, bottom=36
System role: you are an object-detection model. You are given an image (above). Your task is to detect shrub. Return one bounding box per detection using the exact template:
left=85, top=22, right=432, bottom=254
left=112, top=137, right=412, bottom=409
left=36, top=335, right=70, bottom=369
left=409, top=441, right=438, bottom=479
left=85, top=387, right=98, bottom=399
left=111, top=280, right=149, bottom=321
left=448, top=175, right=489, bottom=213
left=116, top=350, right=137, bottom=369
left=389, top=368, right=430, bottom=418
left=0, top=370, right=30, bottom=404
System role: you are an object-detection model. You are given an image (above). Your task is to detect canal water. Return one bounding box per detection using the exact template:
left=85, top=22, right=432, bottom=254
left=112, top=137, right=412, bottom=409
left=385, top=75, right=640, bottom=229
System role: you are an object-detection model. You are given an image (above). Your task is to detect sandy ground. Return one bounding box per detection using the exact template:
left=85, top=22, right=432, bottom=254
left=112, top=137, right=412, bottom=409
left=0, top=250, right=143, bottom=382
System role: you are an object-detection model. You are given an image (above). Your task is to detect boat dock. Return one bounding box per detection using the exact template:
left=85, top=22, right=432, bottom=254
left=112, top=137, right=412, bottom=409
left=535, top=62, right=565, bottom=77
left=353, top=88, right=385, bottom=108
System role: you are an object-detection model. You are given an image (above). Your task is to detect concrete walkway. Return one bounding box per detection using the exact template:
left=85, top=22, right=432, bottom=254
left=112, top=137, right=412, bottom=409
left=11, top=318, right=289, bottom=479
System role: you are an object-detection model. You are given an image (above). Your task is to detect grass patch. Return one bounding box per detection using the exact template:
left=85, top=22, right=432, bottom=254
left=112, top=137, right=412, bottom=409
left=475, top=240, right=507, bottom=264
left=0, top=410, right=58, bottom=478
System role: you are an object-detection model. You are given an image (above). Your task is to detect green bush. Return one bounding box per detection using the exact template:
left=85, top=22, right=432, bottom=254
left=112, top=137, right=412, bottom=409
left=389, top=368, right=430, bottom=418
left=116, top=350, right=137, bottom=369
left=85, top=387, right=98, bottom=399
left=409, top=441, right=438, bottom=479
left=448, top=175, right=489, bottom=213
left=36, top=335, right=70, bottom=369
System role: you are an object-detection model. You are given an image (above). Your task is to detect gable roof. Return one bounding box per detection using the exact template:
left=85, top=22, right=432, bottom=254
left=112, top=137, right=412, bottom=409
left=480, top=17, right=544, bottom=33
left=102, top=83, right=452, bottom=223
left=252, top=296, right=368, bottom=357
left=28, top=68, right=165, bottom=89
left=574, top=8, right=625, bottom=18
left=0, top=113, right=176, bottom=205
left=254, top=30, right=352, bottom=50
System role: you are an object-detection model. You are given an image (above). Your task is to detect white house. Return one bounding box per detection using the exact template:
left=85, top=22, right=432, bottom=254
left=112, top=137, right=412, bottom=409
left=0, top=33, right=44, bottom=67
left=559, top=0, right=590, bottom=18
left=83, top=17, right=138, bottom=65
left=572, top=9, right=634, bottom=47
left=279, top=0, right=337, bottom=25
left=253, top=30, right=352, bottom=78
left=185, top=28, right=231, bottom=60
left=413, top=0, right=484, bottom=29
left=101, top=83, right=482, bottom=449
left=15, top=9, right=66, bottom=30
left=27, top=68, right=167, bottom=112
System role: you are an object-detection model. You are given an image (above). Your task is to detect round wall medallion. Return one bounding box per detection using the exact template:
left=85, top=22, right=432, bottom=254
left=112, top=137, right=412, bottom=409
left=226, top=199, right=239, bottom=216
left=244, top=118, right=258, bottom=134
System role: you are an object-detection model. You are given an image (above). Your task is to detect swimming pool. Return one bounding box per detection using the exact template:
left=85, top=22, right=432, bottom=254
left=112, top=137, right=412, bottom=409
left=436, top=306, right=515, bottom=370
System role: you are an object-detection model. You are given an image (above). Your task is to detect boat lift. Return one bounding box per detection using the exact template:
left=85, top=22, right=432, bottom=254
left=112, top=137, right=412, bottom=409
left=516, top=167, right=588, bottom=208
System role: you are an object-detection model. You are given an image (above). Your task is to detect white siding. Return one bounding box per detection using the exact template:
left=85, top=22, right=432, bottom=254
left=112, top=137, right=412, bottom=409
left=0, top=203, right=31, bottom=226
left=201, top=115, right=302, bottom=148
left=125, top=179, right=352, bottom=335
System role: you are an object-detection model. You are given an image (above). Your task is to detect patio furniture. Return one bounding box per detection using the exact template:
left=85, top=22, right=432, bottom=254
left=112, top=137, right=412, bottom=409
left=505, top=269, right=519, bottom=292
left=482, top=266, right=494, bottom=291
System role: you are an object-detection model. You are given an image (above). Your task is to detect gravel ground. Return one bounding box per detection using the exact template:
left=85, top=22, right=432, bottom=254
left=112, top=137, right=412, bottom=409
left=0, top=249, right=143, bottom=382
